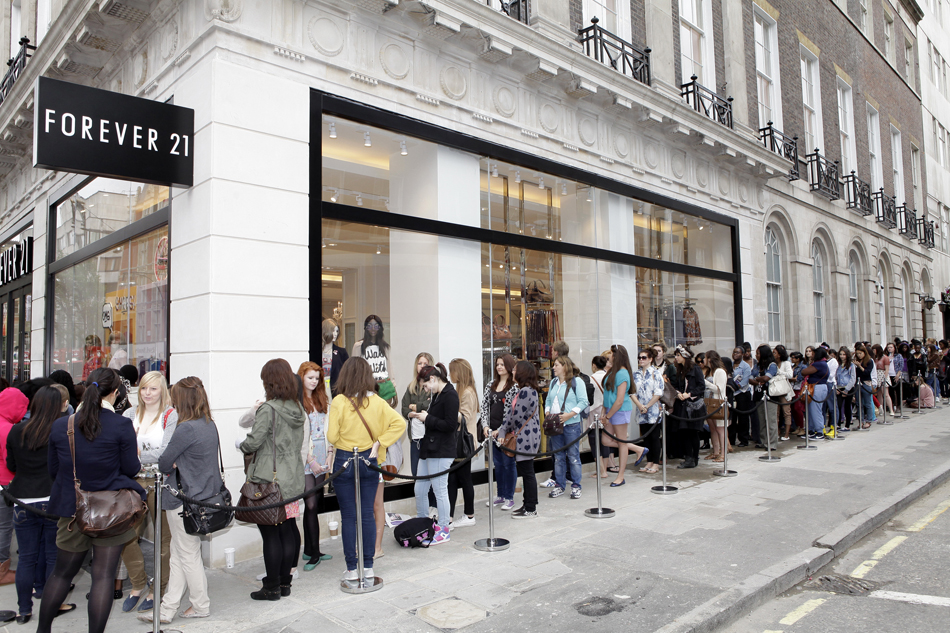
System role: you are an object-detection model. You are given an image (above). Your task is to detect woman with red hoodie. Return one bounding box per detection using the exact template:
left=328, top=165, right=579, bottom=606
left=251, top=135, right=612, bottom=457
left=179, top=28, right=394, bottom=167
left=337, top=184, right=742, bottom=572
left=0, top=385, right=27, bottom=587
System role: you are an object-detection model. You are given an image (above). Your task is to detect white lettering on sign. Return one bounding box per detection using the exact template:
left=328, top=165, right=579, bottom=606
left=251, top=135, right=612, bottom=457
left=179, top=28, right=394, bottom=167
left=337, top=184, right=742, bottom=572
left=100, top=119, right=109, bottom=143
left=147, top=128, right=158, bottom=151
left=362, top=345, right=389, bottom=382
left=61, top=113, right=75, bottom=136
left=116, top=123, right=127, bottom=145
left=81, top=116, right=93, bottom=140
left=0, top=238, right=32, bottom=287
left=133, top=125, right=142, bottom=149
left=45, top=109, right=55, bottom=133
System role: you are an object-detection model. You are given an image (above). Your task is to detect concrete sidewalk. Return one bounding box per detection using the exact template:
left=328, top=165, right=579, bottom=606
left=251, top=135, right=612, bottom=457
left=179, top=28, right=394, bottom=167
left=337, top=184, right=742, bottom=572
left=4, top=407, right=950, bottom=633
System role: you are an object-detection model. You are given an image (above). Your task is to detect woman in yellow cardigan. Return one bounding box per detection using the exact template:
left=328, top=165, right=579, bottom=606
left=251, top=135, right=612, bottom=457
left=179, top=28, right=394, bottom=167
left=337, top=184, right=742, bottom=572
left=327, top=358, right=405, bottom=585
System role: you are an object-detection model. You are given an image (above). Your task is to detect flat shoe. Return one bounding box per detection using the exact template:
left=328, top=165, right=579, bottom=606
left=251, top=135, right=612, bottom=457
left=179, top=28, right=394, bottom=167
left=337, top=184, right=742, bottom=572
left=54, top=604, right=76, bottom=618
left=304, top=560, right=320, bottom=571
left=609, top=480, right=625, bottom=487
left=633, top=448, right=649, bottom=467
left=179, top=610, right=210, bottom=619
left=15, top=614, right=30, bottom=625
left=122, top=593, right=142, bottom=613
left=138, top=598, right=154, bottom=612
left=319, top=554, right=332, bottom=561
left=606, top=466, right=620, bottom=473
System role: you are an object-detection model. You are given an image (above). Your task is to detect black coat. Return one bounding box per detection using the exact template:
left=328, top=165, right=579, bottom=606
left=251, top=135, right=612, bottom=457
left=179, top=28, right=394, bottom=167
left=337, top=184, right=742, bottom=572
left=328, top=345, right=349, bottom=393
left=419, top=383, right=459, bottom=460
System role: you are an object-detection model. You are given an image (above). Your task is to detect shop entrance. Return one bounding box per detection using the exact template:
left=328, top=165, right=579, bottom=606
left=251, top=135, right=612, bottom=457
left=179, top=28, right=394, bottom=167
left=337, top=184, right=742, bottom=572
left=0, top=284, right=31, bottom=385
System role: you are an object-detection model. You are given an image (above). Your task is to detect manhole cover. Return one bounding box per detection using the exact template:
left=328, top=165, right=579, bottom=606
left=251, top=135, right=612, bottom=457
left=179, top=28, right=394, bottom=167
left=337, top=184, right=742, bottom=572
left=574, top=596, right=625, bottom=617
left=804, top=574, right=880, bottom=595
left=417, top=598, right=486, bottom=629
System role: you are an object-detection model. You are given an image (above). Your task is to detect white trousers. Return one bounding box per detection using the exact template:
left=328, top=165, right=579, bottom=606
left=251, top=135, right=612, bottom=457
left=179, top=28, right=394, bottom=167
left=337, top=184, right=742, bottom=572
left=160, top=509, right=210, bottom=619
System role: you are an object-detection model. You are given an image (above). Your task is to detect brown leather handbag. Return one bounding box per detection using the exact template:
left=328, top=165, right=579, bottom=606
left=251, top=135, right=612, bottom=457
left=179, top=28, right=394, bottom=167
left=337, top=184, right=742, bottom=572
left=236, top=408, right=287, bottom=526
left=67, top=416, right=146, bottom=538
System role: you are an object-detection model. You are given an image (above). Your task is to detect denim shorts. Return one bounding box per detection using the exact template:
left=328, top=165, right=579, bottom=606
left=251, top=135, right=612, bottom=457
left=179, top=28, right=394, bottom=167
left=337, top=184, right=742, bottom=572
left=608, top=410, right=631, bottom=426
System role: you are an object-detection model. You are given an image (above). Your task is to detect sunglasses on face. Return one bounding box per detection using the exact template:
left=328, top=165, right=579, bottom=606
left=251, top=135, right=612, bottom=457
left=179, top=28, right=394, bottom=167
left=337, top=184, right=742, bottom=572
left=366, top=323, right=381, bottom=331
left=638, top=356, right=649, bottom=360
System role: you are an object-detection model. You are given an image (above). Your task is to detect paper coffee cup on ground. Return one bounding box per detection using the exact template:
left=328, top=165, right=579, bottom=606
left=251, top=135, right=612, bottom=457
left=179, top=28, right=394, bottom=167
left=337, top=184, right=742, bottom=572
left=224, top=547, right=235, bottom=569
left=329, top=521, right=340, bottom=539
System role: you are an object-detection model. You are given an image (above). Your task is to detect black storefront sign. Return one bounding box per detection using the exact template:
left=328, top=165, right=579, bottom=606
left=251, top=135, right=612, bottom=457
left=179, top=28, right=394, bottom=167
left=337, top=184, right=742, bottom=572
left=0, top=237, right=32, bottom=287
left=33, top=77, right=194, bottom=187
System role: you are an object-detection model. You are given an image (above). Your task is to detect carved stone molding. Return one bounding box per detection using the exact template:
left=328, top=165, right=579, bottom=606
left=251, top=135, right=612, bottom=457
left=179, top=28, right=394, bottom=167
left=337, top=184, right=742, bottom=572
left=440, top=66, right=466, bottom=100
left=207, top=0, right=242, bottom=23
left=492, top=85, right=516, bottom=118
left=538, top=103, right=558, bottom=133
left=309, top=17, right=345, bottom=56
left=578, top=117, right=596, bottom=147
left=160, top=19, right=179, bottom=61
left=379, top=43, right=409, bottom=79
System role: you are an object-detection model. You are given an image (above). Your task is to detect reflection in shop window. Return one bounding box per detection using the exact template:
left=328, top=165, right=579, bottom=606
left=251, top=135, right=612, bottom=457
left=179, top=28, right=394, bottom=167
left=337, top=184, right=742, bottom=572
left=52, top=228, right=168, bottom=382
left=55, top=179, right=169, bottom=260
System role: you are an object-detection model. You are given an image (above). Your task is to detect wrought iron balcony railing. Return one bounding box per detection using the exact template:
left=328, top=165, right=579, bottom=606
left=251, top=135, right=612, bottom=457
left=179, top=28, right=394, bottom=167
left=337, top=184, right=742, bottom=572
left=0, top=37, right=36, bottom=108
left=843, top=172, right=873, bottom=216
left=806, top=149, right=840, bottom=200
left=578, top=17, right=651, bottom=86
left=897, top=204, right=918, bottom=239
left=872, top=189, right=897, bottom=229
left=759, top=123, right=799, bottom=181
left=494, top=0, right=529, bottom=25
left=917, top=217, right=936, bottom=248
left=681, top=75, right=733, bottom=129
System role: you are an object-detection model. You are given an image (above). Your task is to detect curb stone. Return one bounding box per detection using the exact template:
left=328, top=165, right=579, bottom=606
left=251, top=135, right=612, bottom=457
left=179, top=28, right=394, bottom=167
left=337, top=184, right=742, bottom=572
left=651, top=461, right=950, bottom=633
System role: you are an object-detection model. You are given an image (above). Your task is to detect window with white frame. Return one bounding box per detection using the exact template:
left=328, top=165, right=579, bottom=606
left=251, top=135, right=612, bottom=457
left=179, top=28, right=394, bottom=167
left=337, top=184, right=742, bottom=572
left=813, top=243, right=825, bottom=342
left=891, top=125, right=905, bottom=203
left=867, top=104, right=883, bottom=190
left=942, top=123, right=949, bottom=168
left=583, top=0, right=632, bottom=42
left=766, top=228, right=782, bottom=342
left=680, top=0, right=715, bottom=87
left=944, top=205, right=950, bottom=252
left=754, top=10, right=783, bottom=129
left=911, top=145, right=922, bottom=211
left=36, top=0, right=51, bottom=46
left=859, top=0, right=870, bottom=33
left=849, top=255, right=860, bottom=343
left=943, top=59, right=948, bottom=97
left=801, top=48, right=823, bottom=153
left=877, top=268, right=887, bottom=344
left=9, top=0, right=21, bottom=59
left=837, top=80, right=856, bottom=175
left=884, top=13, right=894, bottom=61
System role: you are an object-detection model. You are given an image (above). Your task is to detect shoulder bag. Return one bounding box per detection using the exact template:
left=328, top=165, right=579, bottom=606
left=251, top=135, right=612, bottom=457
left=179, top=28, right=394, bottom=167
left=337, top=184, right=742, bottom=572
left=543, top=381, right=564, bottom=436
left=67, top=416, right=147, bottom=538
left=502, top=396, right=538, bottom=457
left=768, top=373, right=792, bottom=398
left=178, top=423, right=234, bottom=536
left=660, top=378, right=678, bottom=410
left=349, top=397, right=397, bottom=481
left=705, top=376, right=725, bottom=421
left=456, top=413, right=475, bottom=459
left=235, top=408, right=287, bottom=525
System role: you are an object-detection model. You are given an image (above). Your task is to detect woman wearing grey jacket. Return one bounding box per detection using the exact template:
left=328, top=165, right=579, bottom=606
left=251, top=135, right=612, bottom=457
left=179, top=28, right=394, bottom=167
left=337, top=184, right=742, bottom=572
left=139, top=376, right=222, bottom=624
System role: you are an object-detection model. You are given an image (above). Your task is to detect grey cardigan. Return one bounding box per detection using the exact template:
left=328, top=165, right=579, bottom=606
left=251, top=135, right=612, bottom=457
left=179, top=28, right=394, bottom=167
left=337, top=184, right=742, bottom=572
left=158, top=416, right=223, bottom=511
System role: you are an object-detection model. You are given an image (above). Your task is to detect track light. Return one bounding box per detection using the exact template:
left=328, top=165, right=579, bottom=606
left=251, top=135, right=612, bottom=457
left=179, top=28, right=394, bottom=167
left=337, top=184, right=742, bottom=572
left=364, top=132, right=371, bottom=147
left=322, top=238, right=327, bottom=248
left=586, top=187, right=593, bottom=202
left=328, top=122, right=336, bottom=139
left=492, top=164, right=498, bottom=177
left=538, top=177, right=544, bottom=189
left=515, top=170, right=521, bottom=183
left=561, top=183, right=567, bottom=196
left=376, top=245, right=381, bottom=255
left=356, top=194, right=363, bottom=206
left=400, top=140, right=407, bottom=156
left=330, top=190, right=338, bottom=203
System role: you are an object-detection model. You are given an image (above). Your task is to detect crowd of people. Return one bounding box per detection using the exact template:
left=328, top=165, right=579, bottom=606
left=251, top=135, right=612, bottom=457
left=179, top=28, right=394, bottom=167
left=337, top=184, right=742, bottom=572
left=0, top=333, right=944, bottom=632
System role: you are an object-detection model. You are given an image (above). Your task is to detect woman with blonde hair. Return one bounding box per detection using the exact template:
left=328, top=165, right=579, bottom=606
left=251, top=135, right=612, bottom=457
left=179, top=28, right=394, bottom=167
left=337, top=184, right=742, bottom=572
left=297, top=362, right=333, bottom=572
left=120, top=371, right=176, bottom=612
left=448, top=358, right=479, bottom=527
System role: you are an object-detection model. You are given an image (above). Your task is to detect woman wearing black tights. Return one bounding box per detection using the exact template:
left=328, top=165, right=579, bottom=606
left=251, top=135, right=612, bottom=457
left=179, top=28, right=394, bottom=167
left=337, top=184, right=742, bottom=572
left=240, top=359, right=307, bottom=600
left=671, top=346, right=705, bottom=469
left=40, top=367, right=145, bottom=633
left=297, top=361, right=333, bottom=571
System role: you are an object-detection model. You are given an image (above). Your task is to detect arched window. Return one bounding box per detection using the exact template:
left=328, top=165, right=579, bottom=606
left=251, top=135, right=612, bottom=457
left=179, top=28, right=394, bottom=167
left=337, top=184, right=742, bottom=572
left=766, top=228, right=782, bottom=341
left=849, top=255, right=860, bottom=343
left=813, top=243, right=825, bottom=342
left=901, top=269, right=911, bottom=339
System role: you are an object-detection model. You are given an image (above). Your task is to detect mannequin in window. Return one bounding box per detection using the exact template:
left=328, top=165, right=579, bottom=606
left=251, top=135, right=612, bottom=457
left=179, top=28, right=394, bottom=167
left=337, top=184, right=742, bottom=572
left=352, top=315, right=398, bottom=408
left=321, top=319, right=349, bottom=396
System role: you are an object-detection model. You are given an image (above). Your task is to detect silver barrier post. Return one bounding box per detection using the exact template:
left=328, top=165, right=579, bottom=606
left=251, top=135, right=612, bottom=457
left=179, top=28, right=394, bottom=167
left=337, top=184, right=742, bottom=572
left=759, top=399, right=780, bottom=462
left=914, top=374, right=923, bottom=414
left=856, top=383, right=866, bottom=430
left=798, top=388, right=817, bottom=450
left=585, top=413, right=616, bottom=518
left=475, top=439, right=510, bottom=551
left=714, top=399, right=737, bottom=477
left=652, top=407, right=678, bottom=493
left=152, top=470, right=163, bottom=633
left=878, top=383, right=893, bottom=425
left=832, top=386, right=846, bottom=440
left=899, top=377, right=908, bottom=419
left=341, top=449, right=382, bottom=594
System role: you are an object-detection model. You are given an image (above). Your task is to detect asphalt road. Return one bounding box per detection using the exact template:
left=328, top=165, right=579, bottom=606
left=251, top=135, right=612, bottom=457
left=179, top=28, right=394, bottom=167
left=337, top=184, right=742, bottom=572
left=729, top=477, right=950, bottom=633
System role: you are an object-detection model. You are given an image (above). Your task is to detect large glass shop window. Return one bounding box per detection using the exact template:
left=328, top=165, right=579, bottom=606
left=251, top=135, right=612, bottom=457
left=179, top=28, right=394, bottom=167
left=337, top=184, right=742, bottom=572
left=51, top=227, right=168, bottom=382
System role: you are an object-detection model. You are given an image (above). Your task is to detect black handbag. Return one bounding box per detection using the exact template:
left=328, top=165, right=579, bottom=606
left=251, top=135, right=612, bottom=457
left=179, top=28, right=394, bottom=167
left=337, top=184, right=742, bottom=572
left=456, top=414, right=475, bottom=459
left=178, top=424, right=234, bottom=536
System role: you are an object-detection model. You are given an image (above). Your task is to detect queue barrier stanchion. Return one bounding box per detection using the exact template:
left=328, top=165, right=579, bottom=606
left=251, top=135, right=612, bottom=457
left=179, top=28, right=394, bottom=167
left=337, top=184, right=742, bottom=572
left=341, top=449, right=383, bottom=594
left=475, top=439, right=511, bottom=551
left=585, top=413, right=616, bottom=517
left=899, top=378, right=909, bottom=419
left=713, top=399, right=737, bottom=478
left=831, top=387, right=846, bottom=440
left=651, top=407, right=678, bottom=494
left=798, top=388, right=817, bottom=451
left=878, top=383, right=893, bottom=425
left=759, top=399, right=780, bottom=462
left=149, top=467, right=171, bottom=633
left=914, top=373, right=923, bottom=415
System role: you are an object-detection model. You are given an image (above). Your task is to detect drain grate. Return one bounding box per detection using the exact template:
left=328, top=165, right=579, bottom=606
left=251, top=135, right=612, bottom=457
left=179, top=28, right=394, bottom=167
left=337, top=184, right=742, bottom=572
left=574, top=596, right=626, bottom=617
left=804, top=574, right=880, bottom=595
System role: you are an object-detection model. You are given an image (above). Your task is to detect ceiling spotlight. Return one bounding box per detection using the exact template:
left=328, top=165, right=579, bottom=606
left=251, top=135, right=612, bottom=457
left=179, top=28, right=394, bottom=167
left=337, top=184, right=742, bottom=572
left=356, top=194, right=363, bottom=206
left=586, top=187, right=593, bottom=202
left=328, top=122, right=337, bottom=139
left=384, top=198, right=390, bottom=211
left=538, top=177, right=544, bottom=189
left=376, top=245, right=381, bottom=255
left=515, top=170, right=521, bottom=183
left=364, top=132, right=371, bottom=147
left=400, top=140, right=408, bottom=156
left=322, top=238, right=327, bottom=248
left=330, top=189, right=338, bottom=203
left=561, top=183, right=567, bottom=196
left=492, top=164, right=499, bottom=178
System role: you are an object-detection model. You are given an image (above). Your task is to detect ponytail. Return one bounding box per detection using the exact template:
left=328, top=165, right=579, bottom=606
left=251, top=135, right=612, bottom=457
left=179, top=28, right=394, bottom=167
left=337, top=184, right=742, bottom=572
left=75, top=368, right=121, bottom=441
left=419, top=362, right=449, bottom=383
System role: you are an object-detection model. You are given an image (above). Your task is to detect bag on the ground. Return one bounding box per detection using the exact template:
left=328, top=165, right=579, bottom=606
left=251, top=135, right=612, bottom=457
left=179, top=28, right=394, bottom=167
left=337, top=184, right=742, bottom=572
left=393, top=516, right=437, bottom=548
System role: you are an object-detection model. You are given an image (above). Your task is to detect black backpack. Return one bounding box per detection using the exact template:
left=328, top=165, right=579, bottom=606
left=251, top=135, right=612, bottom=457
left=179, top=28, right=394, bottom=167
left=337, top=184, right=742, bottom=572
left=393, top=517, right=437, bottom=548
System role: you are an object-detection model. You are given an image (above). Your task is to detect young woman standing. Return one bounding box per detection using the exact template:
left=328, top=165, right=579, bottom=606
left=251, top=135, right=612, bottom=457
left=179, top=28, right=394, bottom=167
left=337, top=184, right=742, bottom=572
left=671, top=346, right=705, bottom=468
left=544, top=355, right=589, bottom=498
left=703, top=350, right=728, bottom=460
left=600, top=345, right=647, bottom=486
left=872, top=344, right=895, bottom=416
left=480, top=355, right=518, bottom=511
left=296, top=362, right=333, bottom=572
left=631, top=349, right=663, bottom=473
left=835, top=348, right=856, bottom=430
left=402, top=352, right=435, bottom=513
left=494, top=361, right=542, bottom=519
left=448, top=358, right=479, bottom=527
left=854, top=345, right=877, bottom=428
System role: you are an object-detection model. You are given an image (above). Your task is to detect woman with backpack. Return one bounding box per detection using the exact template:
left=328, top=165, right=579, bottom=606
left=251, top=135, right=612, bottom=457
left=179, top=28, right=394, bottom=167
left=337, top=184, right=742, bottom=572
left=408, top=363, right=458, bottom=544
left=600, top=345, right=648, bottom=486
left=544, top=355, right=589, bottom=499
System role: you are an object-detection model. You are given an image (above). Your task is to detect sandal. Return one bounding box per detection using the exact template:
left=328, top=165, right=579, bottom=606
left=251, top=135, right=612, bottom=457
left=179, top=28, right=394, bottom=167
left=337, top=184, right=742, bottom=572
left=862, top=422, right=871, bottom=429
left=606, top=466, right=620, bottom=473
left=644, top=466, right=660, bottom=474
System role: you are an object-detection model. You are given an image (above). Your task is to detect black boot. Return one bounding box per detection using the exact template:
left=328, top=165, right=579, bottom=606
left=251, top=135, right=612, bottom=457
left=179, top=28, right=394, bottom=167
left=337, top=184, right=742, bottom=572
left=250, top=577, right=280, bottom=601
left=279, top=575, right=292, bottom=597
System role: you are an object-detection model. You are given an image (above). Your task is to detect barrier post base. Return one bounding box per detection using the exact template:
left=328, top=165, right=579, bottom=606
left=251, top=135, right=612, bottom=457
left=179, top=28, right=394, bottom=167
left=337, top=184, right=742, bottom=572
left=876, top=420, right=894, bottom=425
left=758, top=455, right=781, bottom=462
left=474, top=537, right=510, bottom=552
left=651, top=485, right=679, bottom=494
left=584, top=507, right=616, bottom=518
left=341, top=576, right=384, bottom=594
left=797, top=444, right=818, bottom=450
left=711, top=470, right=737, bottom=478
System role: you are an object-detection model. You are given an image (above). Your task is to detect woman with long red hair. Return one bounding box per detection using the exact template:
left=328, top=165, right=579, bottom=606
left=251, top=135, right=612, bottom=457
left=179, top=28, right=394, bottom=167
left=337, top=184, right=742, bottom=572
left=297, top=362, right=333, bottom=572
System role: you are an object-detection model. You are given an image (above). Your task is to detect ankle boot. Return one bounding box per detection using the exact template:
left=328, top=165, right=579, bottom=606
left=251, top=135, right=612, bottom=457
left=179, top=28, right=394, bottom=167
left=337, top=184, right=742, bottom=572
left=250, top=577, right=280, bottom=601
left=279, top=575, right=292, bottom=597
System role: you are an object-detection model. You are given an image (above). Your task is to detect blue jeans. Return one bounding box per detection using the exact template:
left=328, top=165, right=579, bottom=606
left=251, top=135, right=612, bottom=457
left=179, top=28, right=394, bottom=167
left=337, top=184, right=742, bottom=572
left=492, top=443, right=516, bottom=501
left=0, top=501, right=12, bottom=563
left=859, top=384, right=877, bottom=421
left=807, top=384, right=828, bottom=433
left=927, top=371, right=940, bottom=398
left=550, top=423, right=582, bottom=491
left=13, top=502, right=57, bottom=615
left=414, top=457, right=453, bottom=528
left=333, top=450, right=377, bottom=571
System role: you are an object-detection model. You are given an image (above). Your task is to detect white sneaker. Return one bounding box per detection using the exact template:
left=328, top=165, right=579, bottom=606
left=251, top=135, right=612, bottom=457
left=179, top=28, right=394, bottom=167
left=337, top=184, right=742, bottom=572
left=363, top=567, right=374, bottom=579
left=343, top=569, right=359, bottom=582
left=500, top=499, right=515, bottom=511
left=452, top=515, right=476, bottom=529
left=539, top=478, right=557, bottom=488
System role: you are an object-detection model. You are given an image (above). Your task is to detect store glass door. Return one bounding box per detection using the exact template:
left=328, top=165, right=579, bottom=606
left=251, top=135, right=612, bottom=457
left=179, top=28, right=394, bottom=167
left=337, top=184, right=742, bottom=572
left=5, top=288, right=30, bottom=384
